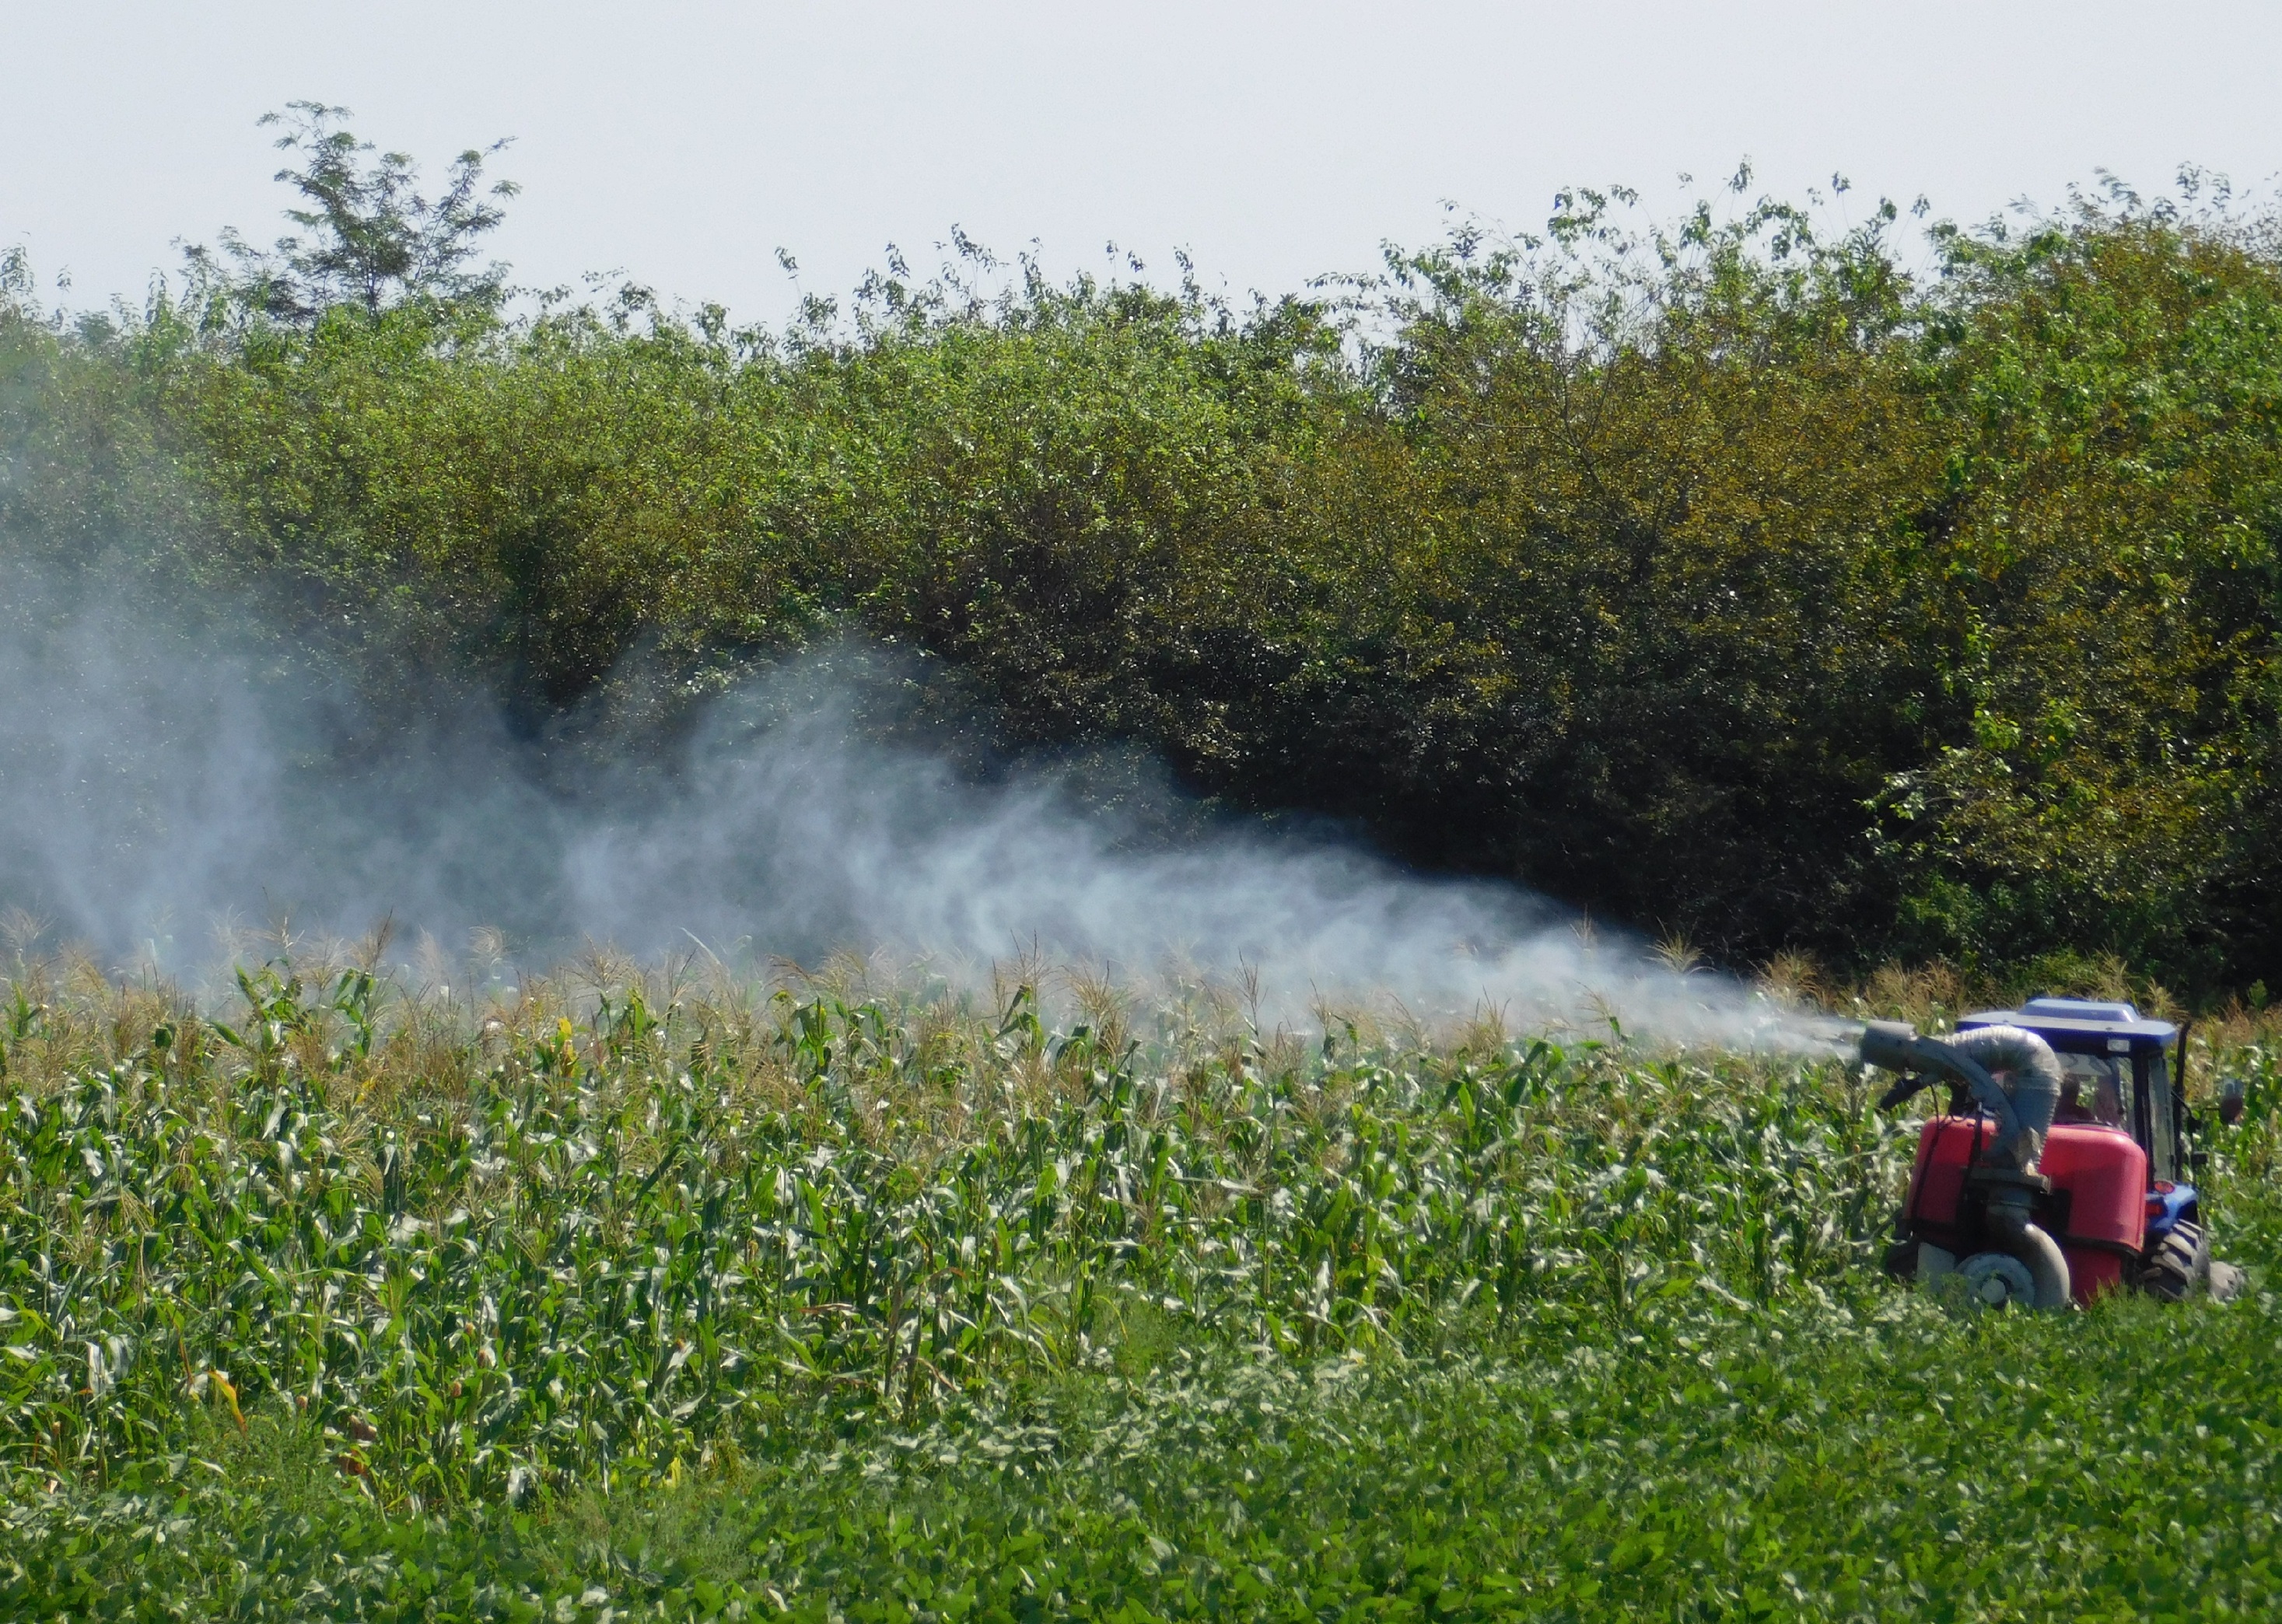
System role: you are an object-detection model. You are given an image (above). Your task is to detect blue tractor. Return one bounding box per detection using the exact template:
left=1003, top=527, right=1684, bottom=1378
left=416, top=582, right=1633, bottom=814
left=1864, top=996, right=2239, bottom=1305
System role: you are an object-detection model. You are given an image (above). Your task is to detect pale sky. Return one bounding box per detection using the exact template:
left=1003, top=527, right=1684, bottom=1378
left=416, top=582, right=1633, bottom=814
left=5, top=1, right=2279, bottom=327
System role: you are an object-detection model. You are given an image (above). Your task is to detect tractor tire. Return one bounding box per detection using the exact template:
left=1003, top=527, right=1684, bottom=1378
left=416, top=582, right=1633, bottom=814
left=2138, top=1220, right=2210, bottom=1302
left=1882, top=1237, right=1920, bottom=1279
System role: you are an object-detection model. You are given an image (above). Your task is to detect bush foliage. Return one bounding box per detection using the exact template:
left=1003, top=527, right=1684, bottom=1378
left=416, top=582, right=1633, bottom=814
left=7, top=140, right=2282, bottom=985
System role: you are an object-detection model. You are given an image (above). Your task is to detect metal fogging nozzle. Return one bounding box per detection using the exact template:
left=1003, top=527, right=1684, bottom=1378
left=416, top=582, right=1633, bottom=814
left=1858, top=1020, right=1923, bottom=1074
left=1860, top=1020, right=1938, bottom=1111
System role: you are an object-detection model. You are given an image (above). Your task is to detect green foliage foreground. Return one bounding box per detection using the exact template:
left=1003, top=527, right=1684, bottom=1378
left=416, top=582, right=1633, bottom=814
left=2, top=959, right=2279, bottom=1619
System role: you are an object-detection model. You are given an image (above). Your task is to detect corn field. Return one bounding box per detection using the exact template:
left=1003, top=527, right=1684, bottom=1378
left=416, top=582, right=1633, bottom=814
left=0, top=952, right=1896, bottom=1501
left=7, top=954, right=2282, bottom=1621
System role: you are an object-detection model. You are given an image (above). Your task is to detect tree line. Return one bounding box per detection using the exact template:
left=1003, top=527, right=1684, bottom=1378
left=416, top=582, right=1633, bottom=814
left=6, top=113, right=2281, bottom=992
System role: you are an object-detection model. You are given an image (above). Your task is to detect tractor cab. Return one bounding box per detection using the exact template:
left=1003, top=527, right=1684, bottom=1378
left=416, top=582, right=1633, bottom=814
left=1958, top=997, right=2186, bottom=1186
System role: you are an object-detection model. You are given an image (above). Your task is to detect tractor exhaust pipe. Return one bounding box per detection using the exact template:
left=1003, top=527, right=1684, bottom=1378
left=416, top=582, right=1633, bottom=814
left=1860, top=1020, right=2072, bottom=1308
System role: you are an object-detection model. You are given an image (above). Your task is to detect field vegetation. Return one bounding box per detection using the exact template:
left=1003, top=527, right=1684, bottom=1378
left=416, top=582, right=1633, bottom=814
left=7, top=114, right=2282, bottom=989
left=2, top=942, right=2279, bottom=1619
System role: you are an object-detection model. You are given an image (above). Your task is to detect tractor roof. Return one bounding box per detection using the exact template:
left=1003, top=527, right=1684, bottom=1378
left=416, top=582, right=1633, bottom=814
left=1958, top=996, right=2179, bottom=1051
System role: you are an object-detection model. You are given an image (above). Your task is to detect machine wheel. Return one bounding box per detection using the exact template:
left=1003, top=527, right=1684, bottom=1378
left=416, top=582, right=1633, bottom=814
left=1955, top=1251, right=2038, bottom=1308
left=2138, top=1220, right=2210, bottom=1302
left=1882, top=1238, right=1920, bottom=1279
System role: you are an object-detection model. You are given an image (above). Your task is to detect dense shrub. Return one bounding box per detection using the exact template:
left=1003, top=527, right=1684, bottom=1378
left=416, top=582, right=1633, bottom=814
left=6, top=167, right=2282, bottom=986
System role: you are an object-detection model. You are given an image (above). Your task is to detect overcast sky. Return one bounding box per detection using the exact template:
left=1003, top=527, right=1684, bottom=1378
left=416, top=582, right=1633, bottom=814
left=5, top=1, right=2278, bottom=327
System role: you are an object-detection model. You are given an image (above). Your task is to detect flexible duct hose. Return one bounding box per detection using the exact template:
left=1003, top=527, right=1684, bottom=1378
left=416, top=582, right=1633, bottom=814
left=1860, top=1021, right=2061, bottom=1170
left=1943, top=1025, right=2063, bottom=1171
left=1984, top=1201, right=2074, bottom=1309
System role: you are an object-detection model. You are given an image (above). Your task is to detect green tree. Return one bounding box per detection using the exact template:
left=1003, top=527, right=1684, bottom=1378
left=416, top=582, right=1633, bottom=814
left=184, top=101, right=518, bottom=326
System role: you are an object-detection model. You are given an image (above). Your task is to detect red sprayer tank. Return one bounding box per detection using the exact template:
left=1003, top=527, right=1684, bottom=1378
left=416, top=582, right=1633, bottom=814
left=1903, top=1117, right=2147, bottom=1303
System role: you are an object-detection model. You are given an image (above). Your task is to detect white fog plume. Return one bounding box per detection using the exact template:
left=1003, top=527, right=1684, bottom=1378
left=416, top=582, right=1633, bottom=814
left=0, top=576, right=1833, bottom=1049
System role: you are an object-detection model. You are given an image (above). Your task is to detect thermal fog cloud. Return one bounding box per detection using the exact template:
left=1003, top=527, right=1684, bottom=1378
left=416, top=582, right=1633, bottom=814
left=0, top=574, right=1825, bottom=1047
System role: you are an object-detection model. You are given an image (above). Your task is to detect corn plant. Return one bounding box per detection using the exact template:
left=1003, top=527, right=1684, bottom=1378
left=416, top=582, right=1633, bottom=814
left=0, top=957, right=1910, bottom=1506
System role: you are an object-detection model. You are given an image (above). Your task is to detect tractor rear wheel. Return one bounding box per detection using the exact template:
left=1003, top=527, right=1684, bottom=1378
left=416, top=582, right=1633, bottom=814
left=2138, top=1220, right=2210, bottom=1301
